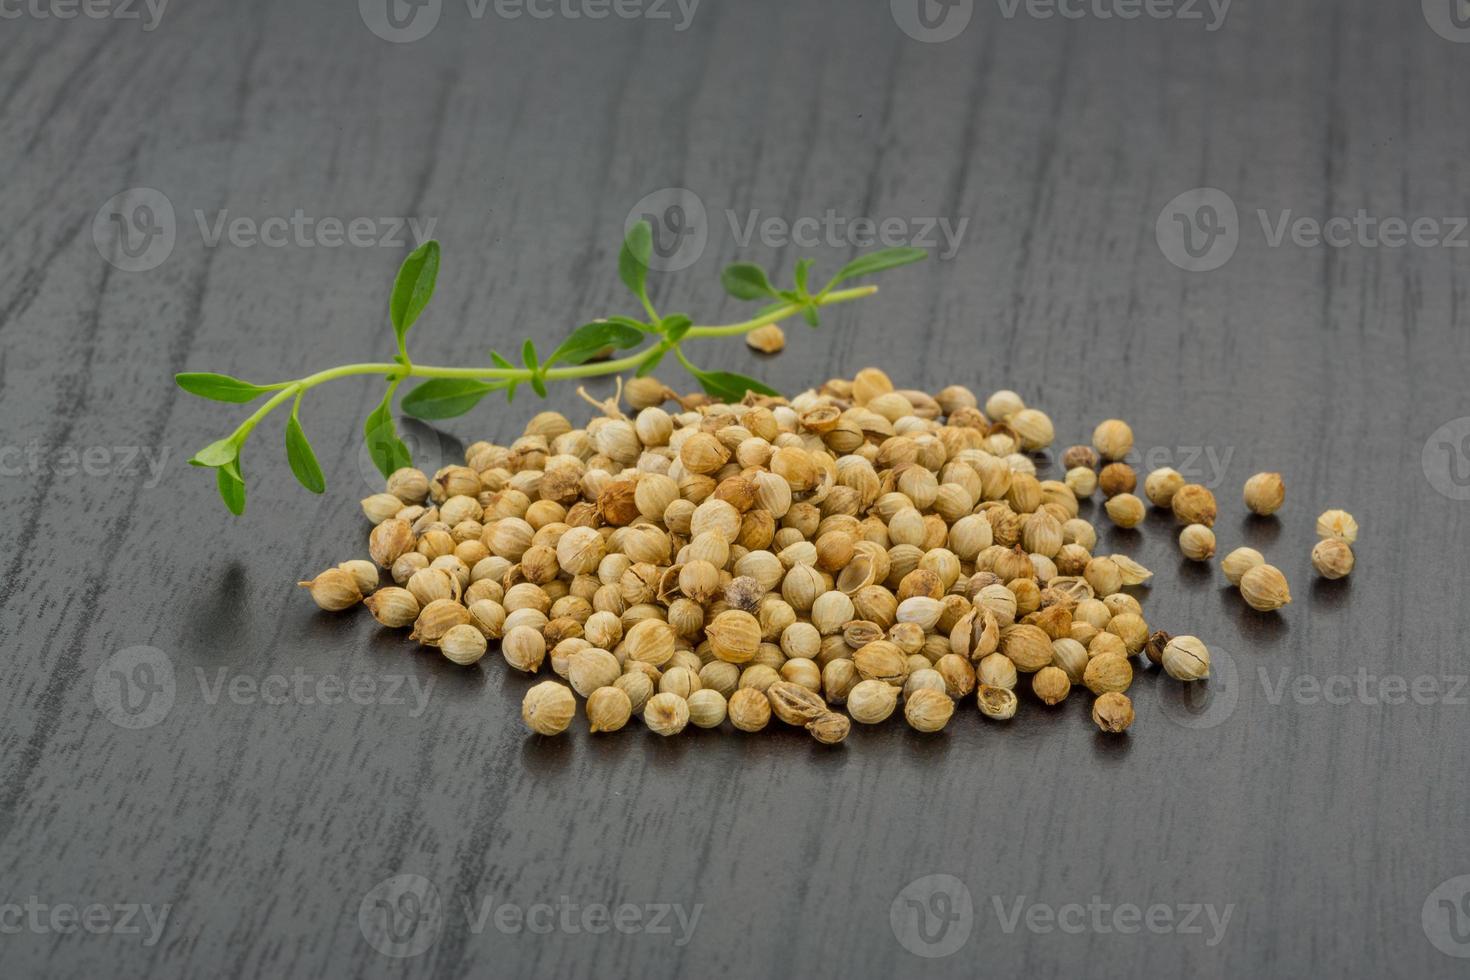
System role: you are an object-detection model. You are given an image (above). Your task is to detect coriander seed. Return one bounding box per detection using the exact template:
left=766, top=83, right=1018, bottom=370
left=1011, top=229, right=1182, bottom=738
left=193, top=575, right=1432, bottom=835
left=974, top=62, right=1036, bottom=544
left=1240, top=563, right=1292, bottom=611
left=1091, top=692, right=1134, bottom=733
left=1171, top=484, right=1217, bottom=527
left=1032, top=665, right=1071, bottom=705
left=1315, top=509, right=1359, bottom=544
left=686, top=689, right=728, bottom=728
left=1311, top=538, right=1354, bottom=580
left=1099, top=463, right=1137, bottom=498
left=643, top=692, right=690, bottom=736
left=1083, top=652, right=1133, bottom=695
left=440, top=624, right=488, bottom=666
left=1143, top=467, right=1185, bottom=508
left=365, top=587, right=420, bottom=628
left=522, top=681, right=575, bottom=736
left=1178, top=523, right=1216, bottom=561
left=977, top=684, right=1018, bottom=721
left=587, top=686, right=633, bottom=733
left=298, top=568, right=363, bottom=612
left=1221, top=546, right=1264, bottom=586
left=1105, top=493, right=1145, bottom=528
left=904, top=688, right=955, bottom=733
left=1243, top=472, right=1285, bottom=516
left=1161, top=635, right=1210, bottom=681
left=847, top=679, right=900, bottom=724
left=746, top=323, right=786, bottom=354
left=1092, top=419, right=1134, bottom=461
left=727, top=687, right=772, bottom=731
left=806, top=712, right=851, bottom=745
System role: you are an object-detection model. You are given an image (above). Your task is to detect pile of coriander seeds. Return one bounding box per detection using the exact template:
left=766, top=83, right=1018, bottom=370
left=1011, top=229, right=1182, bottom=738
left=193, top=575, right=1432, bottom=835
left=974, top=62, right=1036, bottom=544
left=299, top=368, right=1356, bottom=742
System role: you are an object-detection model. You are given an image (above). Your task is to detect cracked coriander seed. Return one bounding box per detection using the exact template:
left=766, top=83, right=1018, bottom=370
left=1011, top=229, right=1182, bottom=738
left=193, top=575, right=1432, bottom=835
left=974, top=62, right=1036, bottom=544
left=1161, top=635, right=1210, bottom=681
left=1311, top=538, right=1354, bottom=580
left=977, top=684, right=1018, bottom=720
left=1243, top=471, right=1285, bottom=516
left=806, top=712, right=851, bottom=745
left=1091, top=692, right=1134, bottom=733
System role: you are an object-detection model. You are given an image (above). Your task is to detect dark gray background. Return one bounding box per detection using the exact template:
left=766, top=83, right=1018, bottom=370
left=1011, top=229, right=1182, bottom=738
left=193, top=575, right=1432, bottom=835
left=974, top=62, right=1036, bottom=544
left=2, top=0, right=1469, bottom=976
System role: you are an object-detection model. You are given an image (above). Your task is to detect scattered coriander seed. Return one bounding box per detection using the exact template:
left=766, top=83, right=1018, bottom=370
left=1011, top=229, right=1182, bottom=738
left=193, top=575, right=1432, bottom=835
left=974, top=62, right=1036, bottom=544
left=1092, top=419, right=1134, bottom=461
left=522, top=681, right=576, bottom=736
left=1311, top=538, right=1355, bottom=580
left=1032, top=665, right=1071, bottom=705
left=1062, top=445, right=1098, bottom=470
left=643, top=692, right=690, bottom=736
left=1243, top=472, right=1285, bottom=516
left=1091, top=692, right=1134, bottom=733
left=1098, top=463, right=1137, bottom=499
left=1221, top=547, right=1264, bottom=586
left=746, top=324, right=786, bottom=354
left=1161, top=635, right=1210, bottom=681
left=1104, top=493, right=1146, bottom=529
left=1171, top=484, right=1217, bottom=527
left=1143, top=629, right=1172, bottom=668
left=364, top=586, right=419, bottom=628
left=985, top=389, right=1025, bottom=421
left=1065, top=466, right=1099, bottom=498
left=767, top=681, right=829, bottom=726
left=977, top=684, right=1018, bottom=721
left=904, top=688, right=955, bottom=733
left=1240, top=563, right=1292, bottom=611
left=1315, top=509, right=1359, bottom=544
left=1143, top=467, right=1185, bottom=508
left=297, top=568, right=363, bottom=612
left=1178, top=524, right=1216, bottom=561
left=806, top=712, right=851, bottom=745
left=587, top=686, right=633, bottom=733
left=727, top=687, right=772, bottom=732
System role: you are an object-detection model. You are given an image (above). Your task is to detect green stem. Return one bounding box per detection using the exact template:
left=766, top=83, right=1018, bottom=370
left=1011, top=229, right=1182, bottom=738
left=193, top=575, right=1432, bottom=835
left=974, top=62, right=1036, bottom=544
left=216, top=284, right=883, bottom=449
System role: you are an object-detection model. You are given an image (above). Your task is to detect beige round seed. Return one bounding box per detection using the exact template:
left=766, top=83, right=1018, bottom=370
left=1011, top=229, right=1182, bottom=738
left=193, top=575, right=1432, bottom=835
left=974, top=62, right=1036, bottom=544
left=687, top=689, right=728, bottom=728
left=1220, top=547, right=1264, bottom=586
left=1091, top=692, right=1134, bottom=733
left=1178, top=523, right=1216, bottom=561
left=903, top=688, right=954, bottom=733
left=727, top=687, right=771, bottom=732
left=1311, top=538, right=1354, bottom=580
left=297, top=568, right=362, bottom=611
left=587, top=686, right=633, bottom=733
left=1243, top=472, right=1285, bottom=516
left=1104, top=493, right=1145, bottom=529
left=1240, top=563, right=1292, bottom=611
left=1315, top=509, right=1358, bottom=544
left=977, top=684, right=1018, bottom=721
left=643, top=693, right=690, bottom=736
left=847, top=679, right=900, bottom=724
left=522, top=681, right=575, bottom=736
left=439, top=624, right=488, bottom=666
left=1031, top=665, right=1071, bottom=705
left=1161, top=635, right=1211, bottom=681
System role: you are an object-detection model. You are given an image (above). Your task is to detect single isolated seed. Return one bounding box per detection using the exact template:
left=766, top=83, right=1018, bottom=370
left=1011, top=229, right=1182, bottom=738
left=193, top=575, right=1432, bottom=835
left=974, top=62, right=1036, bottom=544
left=1171, top=484, right=1217, bottom=527
left=1243, top=472, right=1285, bottom=516
left=1104, top=493, right=1145, bottom=529
left=1092, top=419, right=1134, bottom=461
left=1091, top=692, right=1134, bottom=733
left=1178, top=524, right=1216, bottom=561
left=1311, top=538, right=1355, bottom=580
left=746, top=324, right=786, bottom=354
left=1240, top=563, right=1292, bottom=611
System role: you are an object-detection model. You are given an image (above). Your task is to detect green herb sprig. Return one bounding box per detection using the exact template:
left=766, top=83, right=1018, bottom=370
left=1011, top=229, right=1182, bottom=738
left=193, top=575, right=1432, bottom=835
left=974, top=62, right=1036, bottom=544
left=178, top=222, right=925, bottom=515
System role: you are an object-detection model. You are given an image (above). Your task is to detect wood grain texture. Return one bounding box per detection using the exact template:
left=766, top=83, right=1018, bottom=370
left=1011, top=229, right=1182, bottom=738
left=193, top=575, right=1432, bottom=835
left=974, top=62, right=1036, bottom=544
left=1, top=1, right=1468, bottom=976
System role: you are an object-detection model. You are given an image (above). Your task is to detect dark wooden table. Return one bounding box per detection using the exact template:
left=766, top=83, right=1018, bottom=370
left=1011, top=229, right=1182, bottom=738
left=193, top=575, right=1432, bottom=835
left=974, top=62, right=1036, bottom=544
left=3, top=0, right=1469, bottom=976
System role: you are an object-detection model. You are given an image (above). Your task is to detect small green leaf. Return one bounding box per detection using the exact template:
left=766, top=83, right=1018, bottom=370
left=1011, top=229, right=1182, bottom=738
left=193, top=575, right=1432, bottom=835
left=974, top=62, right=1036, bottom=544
left=402, top=378, right=501, bottom=420
left=521, top=340, right=547, bottom=397
left=825, top=247, right=927, bottom=289
left=661, top=314, right=692, bottom=343
left=694, top=370, right=781, bottom=402
left=803, top=305, right=820, bottom=328
left=489, top=351, right=515, bottom=370
left=364, top=391, right=412, bottom=479
left=189, top=438, right=238, bottom=468
left=176, top=373, right=274, bottom=403
left=721, top=263, right=778, bottom=301
left=546, top=321, right=644, bottom=367
left=605, top=315, right=654, bottom=334
left=619, top=221, right=653, bottom=305
left=389, top=240, right=441, bottom=350
left=217, top=460, right=246, bottom=515
left=793, top=259, right=814, bottom=295
left=636, top=347, right=668, bottom=377
left=285, top=411, right=326, bottom=494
